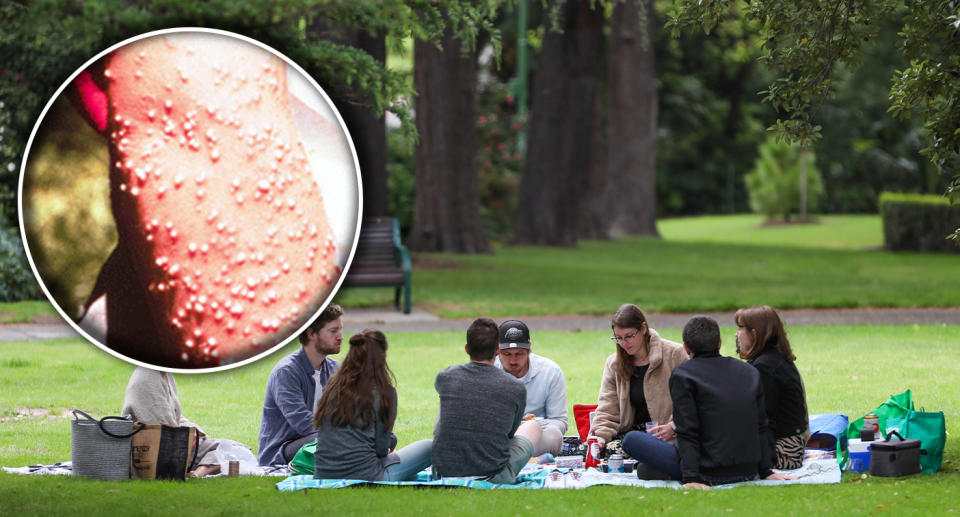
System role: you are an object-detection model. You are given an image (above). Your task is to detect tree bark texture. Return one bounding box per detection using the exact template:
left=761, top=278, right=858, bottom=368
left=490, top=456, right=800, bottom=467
left=514, top=0, right=605, bottom=246
left=578, top=85, right=611, bottom=239
left=409, top=31, right=490, bottom=253
left=606, top=0, right=660, bottom=237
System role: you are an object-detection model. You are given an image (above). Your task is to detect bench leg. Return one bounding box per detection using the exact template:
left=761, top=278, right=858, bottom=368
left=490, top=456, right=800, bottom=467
left=394, top=286, right=401, bottom=311
left=403, top=278, right=411, bottom=315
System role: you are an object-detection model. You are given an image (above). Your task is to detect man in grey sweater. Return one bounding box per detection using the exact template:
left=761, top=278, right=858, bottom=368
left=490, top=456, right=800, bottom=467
left=432, top=317, right=542, bottom=483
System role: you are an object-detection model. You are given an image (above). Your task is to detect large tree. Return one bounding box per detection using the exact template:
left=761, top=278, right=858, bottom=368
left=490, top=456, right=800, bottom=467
left=514, top=0, right=606, bottom=246
left=409, top=29, right=491, bottom=252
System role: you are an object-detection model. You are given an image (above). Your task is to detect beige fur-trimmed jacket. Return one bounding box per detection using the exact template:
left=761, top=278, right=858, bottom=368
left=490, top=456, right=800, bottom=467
left=590, top=329, right=689, bottom=443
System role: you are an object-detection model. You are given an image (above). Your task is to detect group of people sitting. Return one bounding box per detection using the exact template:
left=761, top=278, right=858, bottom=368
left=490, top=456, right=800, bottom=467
left=122, top=301, right=809, bottom=488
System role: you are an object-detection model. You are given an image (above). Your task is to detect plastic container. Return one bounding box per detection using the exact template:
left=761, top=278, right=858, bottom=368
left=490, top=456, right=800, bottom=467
left=847, top=438, right=871, bottom=472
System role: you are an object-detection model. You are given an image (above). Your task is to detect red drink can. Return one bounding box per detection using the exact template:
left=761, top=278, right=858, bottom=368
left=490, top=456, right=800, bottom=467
left=585, top=436, right=601, bottom=468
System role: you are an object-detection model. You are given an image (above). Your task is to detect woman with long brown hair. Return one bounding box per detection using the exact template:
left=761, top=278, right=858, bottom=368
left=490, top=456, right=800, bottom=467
left=312, top=329, right=431, bottom=480
left=590, top=304, right=688, bottom=462
left=735, top=306, right=809, bottom=470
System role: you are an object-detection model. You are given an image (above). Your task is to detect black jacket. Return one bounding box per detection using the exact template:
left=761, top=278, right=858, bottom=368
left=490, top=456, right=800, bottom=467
left=750, top=346, right=809, bottom=439
left=669, top=351, right=774, bottom=485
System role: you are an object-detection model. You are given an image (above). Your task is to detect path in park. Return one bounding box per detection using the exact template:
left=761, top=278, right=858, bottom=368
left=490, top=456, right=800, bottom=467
left=2, top=307, right=959, bottom=341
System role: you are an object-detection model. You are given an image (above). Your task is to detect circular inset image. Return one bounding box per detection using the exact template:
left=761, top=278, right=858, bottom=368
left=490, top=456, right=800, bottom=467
left=19, top=29, right=361, bottom=371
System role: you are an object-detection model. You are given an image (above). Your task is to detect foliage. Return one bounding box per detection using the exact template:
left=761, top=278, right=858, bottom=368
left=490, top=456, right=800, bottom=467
left=666, top=0, right=960, bottom=238
left=744, top=136, right=823, bottom=221
left=1, top=324, right=959, bottom=514
left=335, top=214, right=960, bottom=318
left=814, top=16, right=943, bottom=213
left=654, top=1, right=775, bottom=216
left=386, top=128, right=416, bottom=236
left=0, top=225, right=42, bottom=303
left=475, top=80, right=524, bottom=243
left=879, top=192, right=960, bottom=252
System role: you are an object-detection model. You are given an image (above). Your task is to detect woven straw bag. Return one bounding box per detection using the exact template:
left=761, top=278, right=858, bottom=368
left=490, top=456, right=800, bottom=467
left=70, top=409, right=143, bottom=481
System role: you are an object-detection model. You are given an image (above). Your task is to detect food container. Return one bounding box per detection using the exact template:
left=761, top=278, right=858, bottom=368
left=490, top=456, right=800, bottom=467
left=870, top=431, right=921, bottom=477
left=585, top=436, right=601, bottom=468
left=847, top=438, right=871, bottom=472
left=555, top=455, right=583, bottom=469
left=608, top=454, right=624, bottom=473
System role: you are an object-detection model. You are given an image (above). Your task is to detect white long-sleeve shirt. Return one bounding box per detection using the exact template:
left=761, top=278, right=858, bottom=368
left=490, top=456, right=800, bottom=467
left=495, top=353, right=568, bottom=434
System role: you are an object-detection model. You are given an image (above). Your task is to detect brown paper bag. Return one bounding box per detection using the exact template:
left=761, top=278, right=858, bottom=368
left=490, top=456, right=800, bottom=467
left=130, top=424, right=199, bottom=480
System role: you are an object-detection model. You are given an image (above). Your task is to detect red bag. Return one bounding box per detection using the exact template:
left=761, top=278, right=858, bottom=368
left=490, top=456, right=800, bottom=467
left=573, top=404, right=598, bottom=441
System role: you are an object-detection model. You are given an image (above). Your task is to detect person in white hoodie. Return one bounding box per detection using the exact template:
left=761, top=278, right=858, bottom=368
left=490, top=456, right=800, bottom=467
left=494, top=319, right=568, bottom=456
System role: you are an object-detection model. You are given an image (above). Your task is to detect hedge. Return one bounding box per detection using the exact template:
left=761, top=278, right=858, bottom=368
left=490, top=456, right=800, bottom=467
left=879, top=192, right=960, bottom=253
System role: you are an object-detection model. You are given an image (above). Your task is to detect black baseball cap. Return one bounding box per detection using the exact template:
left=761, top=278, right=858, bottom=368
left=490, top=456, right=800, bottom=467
left=498, top=320, right=531, bottom=350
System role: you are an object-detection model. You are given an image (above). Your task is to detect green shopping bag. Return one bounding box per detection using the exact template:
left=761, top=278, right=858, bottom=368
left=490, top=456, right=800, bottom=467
left=885, top=409, right=946, bottom=474
left=289, top=440, right=317, bottom=476
left=841, top=389, right=914, bottom=468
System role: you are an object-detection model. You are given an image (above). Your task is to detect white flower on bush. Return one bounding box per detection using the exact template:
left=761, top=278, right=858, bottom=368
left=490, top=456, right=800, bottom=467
left=6, top=163, right=14, bottom=172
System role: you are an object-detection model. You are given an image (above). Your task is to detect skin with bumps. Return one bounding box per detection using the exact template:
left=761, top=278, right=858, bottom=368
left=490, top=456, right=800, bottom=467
left=95, top=33, right=340, bottom=367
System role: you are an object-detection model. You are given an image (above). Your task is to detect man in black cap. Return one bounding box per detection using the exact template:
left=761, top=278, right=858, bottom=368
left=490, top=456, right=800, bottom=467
left=495, top=319, right=568, bottom=456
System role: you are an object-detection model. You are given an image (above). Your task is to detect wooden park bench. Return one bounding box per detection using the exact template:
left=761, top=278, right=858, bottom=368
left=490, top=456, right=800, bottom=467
left=341, top=217, right=412, bottom=313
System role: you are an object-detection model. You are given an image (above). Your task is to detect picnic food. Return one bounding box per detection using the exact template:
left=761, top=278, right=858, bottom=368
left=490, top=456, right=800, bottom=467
left=100, top=32, right=340, bottom=367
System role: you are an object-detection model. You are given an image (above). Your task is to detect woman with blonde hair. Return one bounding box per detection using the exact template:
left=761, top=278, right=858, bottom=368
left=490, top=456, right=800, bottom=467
left=312, top=329, right=431, bottom=480
left=735, top=306, right=809, bottom=470
left=590, top=304, right=688, bottom=476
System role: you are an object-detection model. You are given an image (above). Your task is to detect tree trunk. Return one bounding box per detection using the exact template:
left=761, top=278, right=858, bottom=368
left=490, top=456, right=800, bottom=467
left=514, top=0, right=605, bottom=246
left=578, top=90, right=611, bottom=239
left=409, top=31, right=490, bottom=253
left=606, top=0, right=659, bottom=237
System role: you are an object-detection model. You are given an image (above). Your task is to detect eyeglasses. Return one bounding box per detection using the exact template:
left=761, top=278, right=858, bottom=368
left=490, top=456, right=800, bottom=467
left=610, top=332, right=638, bottom=344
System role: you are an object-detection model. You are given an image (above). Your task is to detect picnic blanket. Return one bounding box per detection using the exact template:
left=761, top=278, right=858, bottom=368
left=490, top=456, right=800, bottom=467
left=275, top=458, right=840, bottom=491
left=2, top=461, right=291, bottom=477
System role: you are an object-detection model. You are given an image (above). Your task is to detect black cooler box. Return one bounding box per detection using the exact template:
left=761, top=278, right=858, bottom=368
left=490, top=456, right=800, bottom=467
left=870, top=431, right=922, bottom=477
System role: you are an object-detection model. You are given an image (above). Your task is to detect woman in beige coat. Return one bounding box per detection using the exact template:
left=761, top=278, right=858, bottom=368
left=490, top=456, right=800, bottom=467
left=590, top=304, right=689, bottom=449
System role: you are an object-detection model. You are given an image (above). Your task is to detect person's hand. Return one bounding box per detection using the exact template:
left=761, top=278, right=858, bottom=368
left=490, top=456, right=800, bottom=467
left=595, top=436, right=606, bottom=449
left=187, top=464, right=221, bottom=478
left=765, top=473, right=795, bottom=481
left=651, top=424, right=675, bottom=442
left=682, top=482, right=710, bottom=490
left=523, top=413, right=536, bottom=421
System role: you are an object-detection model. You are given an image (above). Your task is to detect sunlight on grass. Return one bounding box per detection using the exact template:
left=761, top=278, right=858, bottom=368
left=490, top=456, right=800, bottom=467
left=335, top=215, right=955, bottom=318
left=657, top=214, right=883, bottom=250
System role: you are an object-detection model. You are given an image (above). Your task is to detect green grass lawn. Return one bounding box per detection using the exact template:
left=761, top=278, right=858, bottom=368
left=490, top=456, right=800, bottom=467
left=0, top=300, right=58, bottom=324
left=335, top=214, right=958, bottom=317
left=1, top=324, right=957, bottom=515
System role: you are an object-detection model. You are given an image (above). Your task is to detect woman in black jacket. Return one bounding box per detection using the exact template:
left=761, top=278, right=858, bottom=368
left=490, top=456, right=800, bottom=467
left=735, top=306, right=810, bottom=470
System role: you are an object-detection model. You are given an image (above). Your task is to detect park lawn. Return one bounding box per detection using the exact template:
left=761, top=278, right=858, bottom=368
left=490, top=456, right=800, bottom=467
left=0, top=300, right=58, bottom=324
left=334, top=215, right=958, bottom=318
left=1, top=324, right=957, bottom=515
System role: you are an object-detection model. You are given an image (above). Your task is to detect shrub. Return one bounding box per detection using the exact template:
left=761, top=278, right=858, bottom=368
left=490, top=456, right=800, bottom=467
left=744, top=136, right=823, bottom=221
left=0, top=223, right=43, bottom=302
left=879, top=192, right=960, bottom=253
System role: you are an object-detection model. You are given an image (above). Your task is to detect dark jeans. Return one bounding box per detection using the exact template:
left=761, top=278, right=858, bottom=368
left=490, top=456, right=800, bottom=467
left=621, top=430, right=682, bottom=480
left=621, top=431, right=760, bottom=485
left=281, top=434, right=316, bottom=463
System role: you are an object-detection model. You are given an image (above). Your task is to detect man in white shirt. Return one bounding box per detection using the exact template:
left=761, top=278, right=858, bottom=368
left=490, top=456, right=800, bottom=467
left=495, top=319, right=568, bottom=456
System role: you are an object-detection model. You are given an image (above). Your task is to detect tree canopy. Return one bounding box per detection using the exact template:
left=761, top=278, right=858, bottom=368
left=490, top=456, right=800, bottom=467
left=667, top=0, right=960, bottom=238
